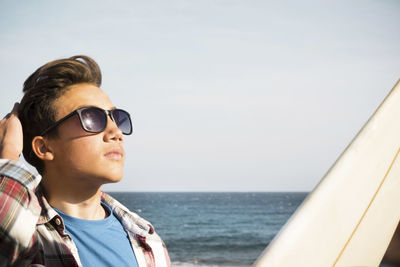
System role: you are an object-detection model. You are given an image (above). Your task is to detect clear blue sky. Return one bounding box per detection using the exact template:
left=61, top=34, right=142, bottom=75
left=1, top=0, right=399, bottom=191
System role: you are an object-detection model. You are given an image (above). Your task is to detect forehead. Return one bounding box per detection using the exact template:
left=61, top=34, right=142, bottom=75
left=53, top=83, right=114, bottom=120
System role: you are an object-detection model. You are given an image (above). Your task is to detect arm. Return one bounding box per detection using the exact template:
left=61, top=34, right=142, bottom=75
left=0, top=103, right=42, bottom=265
left=382, top=222, right=400, bottom=265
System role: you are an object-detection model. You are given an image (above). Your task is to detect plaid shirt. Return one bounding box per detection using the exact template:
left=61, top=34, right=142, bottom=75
left=0, top=159, right=171, bottom=267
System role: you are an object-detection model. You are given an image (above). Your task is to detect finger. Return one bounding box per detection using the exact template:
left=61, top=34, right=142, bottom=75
left=11, top=102, right=19, bottom=115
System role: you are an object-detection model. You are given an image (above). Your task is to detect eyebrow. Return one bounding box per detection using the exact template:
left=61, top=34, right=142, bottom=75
left=75, top=105, right=117, bottom=110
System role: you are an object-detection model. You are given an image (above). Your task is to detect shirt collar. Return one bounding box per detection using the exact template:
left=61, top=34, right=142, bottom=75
left=35, top=187, right=155, bottom=238
left=36, top=184, right=61, bottom=225
left=101, top=192, right=154, bottom=237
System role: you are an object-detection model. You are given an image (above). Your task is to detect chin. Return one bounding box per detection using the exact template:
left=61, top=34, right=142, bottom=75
left=95, top=169, right=124, bottom=185
left=107, top=176, right=123, bottom=183
left=103, top=172, right=123, bottom=184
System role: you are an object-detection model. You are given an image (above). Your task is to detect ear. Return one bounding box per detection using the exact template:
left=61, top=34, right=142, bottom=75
left=31, top=136, right=54, bottom=161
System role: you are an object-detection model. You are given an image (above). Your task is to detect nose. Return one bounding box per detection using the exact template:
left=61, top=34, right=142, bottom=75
left=104, top=116, right=123, bottom=142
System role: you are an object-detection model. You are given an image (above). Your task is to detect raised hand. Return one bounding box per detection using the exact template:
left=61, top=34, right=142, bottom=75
left=0, top=103, right=23, bottom=161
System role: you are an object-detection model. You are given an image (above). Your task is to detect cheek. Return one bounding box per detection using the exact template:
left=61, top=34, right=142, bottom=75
left=56, top=117, right=102, bottom=161
left=62, top=137, right=124, bottom=181
left=57, top=137, right=102, bottom=167
left=74, top=141, right=97, bottom=157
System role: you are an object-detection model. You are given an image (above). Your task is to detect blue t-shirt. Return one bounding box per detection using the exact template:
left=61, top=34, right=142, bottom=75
left=54, top=203, right=138, bottom=267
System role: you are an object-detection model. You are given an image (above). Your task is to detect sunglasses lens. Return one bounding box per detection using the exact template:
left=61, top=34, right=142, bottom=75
left=80, top=108, right=107, bottom=132
left=112, top=109, right=132, bottom=135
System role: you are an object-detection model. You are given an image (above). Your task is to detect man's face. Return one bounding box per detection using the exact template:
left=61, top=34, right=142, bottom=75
left=45, top=83, right=126, bottom=185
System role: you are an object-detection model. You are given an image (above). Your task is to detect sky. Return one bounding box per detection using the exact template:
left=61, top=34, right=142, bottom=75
left=0, top=0, right=399, bottom=192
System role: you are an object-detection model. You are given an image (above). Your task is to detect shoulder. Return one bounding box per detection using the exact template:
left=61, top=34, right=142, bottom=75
left=101, top=192, right=171, bottom=266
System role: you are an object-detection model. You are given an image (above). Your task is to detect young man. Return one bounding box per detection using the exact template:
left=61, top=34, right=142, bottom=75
left=0, top=56, right=171, bottom=266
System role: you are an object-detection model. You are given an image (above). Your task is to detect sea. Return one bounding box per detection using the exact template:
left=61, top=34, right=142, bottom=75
left=108, top=192, right=308, bottom=267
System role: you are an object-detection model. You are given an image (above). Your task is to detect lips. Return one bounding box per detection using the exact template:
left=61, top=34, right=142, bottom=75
left=104, top=147, right=124, bottom=160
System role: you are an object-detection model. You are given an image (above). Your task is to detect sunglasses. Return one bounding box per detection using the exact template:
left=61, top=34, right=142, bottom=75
left=40, top=106, right=133, bottom=136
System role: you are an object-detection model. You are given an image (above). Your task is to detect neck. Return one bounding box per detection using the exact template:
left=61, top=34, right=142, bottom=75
left=42, top=171, right=107, bottom=220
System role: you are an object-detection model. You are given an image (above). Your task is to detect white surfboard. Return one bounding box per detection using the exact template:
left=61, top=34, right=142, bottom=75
left=254, top=79, right=400, bottom=267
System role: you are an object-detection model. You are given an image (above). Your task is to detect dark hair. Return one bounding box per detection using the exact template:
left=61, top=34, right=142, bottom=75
left=18, top=55, right=102, bottom=174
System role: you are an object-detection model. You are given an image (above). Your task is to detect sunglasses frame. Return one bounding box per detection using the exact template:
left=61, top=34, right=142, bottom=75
left=40, top=106, right=133, bottom=136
